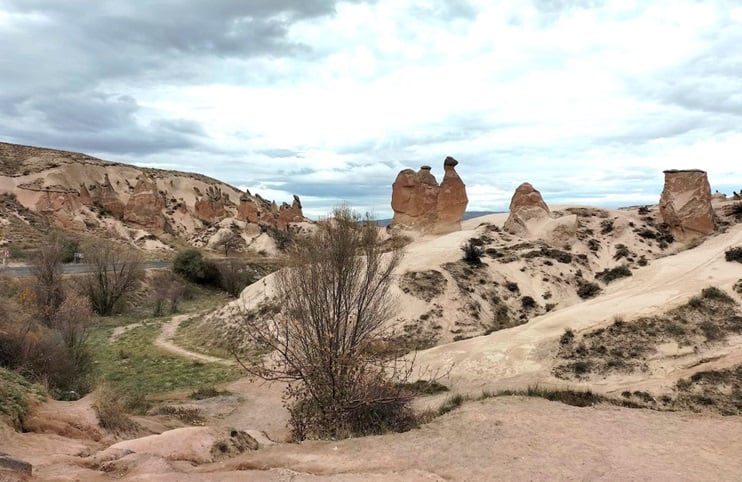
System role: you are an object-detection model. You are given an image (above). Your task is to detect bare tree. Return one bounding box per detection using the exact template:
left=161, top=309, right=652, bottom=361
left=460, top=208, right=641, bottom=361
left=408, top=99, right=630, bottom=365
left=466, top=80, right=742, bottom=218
left=152, top=271, right=185, bottom=316
left=214, top=230, right=242, bottom=256
left=52, top=292, right=93, bottom=365
left=237, top=206, right=415, bottom=439
left=78, top=240, right=143, bottom=315
left=30, top=240, right=66, bottom=324
left=216, top=258, right=255, bottom=297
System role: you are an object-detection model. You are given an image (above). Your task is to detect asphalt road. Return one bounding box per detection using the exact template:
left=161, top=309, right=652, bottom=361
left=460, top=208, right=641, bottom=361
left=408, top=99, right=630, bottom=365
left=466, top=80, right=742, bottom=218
left=1, top=261, right=171, bottom=277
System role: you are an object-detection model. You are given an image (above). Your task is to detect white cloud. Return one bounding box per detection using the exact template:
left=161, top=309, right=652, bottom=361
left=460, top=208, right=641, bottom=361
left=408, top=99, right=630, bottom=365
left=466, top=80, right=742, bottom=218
left=2, top=0, right=741, bottom=217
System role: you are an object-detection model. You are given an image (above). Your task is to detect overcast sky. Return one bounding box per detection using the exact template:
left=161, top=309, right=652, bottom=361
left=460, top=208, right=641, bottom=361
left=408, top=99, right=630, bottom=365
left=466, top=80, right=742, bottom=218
left=1, top=1, right=741, bottom=217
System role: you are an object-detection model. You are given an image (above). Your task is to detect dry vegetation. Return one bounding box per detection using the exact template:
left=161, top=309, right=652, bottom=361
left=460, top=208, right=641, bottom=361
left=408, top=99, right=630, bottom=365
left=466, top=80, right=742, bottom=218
left=555, top=287, right=740, bottom=380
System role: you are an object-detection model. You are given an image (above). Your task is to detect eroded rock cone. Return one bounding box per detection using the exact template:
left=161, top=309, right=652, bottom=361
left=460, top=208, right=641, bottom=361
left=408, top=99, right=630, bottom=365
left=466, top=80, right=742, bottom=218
left=436, top=157, right=469, bottom=233
left=390, top=157, right=468, bottom=234
left=504, top=182, right=551, bottom=236
left=659, top=169, right=715, bottom=239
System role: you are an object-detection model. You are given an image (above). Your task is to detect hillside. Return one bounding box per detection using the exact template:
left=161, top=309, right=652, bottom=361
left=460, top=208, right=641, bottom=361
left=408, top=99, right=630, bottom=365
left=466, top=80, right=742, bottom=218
left=0, top=142, right=307, bottom=258
left=0, top=200, right=740, bottom=480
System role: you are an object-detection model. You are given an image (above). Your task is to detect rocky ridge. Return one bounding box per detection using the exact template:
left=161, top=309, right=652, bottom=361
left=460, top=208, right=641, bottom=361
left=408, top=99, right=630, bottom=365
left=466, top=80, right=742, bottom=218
left=0, top=142, right=307, bottom=255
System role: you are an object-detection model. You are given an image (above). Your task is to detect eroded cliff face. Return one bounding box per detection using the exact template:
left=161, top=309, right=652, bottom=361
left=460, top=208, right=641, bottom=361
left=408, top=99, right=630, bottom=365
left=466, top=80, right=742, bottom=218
left=659, top=169, right=715, bottom=239
left=0, top=142, right=306, bottom=252
left=390, top=157, right=468, bottom=234
left=123, top=176, right=167, bottom=230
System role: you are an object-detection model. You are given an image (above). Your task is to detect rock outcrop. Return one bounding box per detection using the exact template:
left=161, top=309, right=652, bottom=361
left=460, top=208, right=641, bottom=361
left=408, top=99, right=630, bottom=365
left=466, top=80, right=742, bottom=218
left=659, top=169, right=715, bottom=239
left=390, top=157, right=468, bottom=234
left=123, top=175, right=166, bottom=229
left=0, top=141, right=308, bottom=253
left=504, top=182, right=576, bottom=246
left=194, top=185, right=228, bottom=222
left=87, top=174, right=126, bottom=219
left=237, top=194, right=304, bottom=231
left=504, top=183, right=551, bottom=236
left=277, top=195, right=304, bottom=230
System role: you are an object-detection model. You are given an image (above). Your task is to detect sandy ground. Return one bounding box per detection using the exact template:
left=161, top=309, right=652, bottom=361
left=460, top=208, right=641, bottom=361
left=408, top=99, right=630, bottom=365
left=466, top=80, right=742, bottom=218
left=414, top=223, right=742, bottom=395
left=2, top=210, right=741, bottom=481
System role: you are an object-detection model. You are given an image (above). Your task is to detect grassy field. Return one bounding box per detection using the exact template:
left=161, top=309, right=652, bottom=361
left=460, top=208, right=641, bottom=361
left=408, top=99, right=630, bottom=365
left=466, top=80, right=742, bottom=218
left=89, top=287, right=241, bottom=407
left=0, top=367, right=46, bottom=429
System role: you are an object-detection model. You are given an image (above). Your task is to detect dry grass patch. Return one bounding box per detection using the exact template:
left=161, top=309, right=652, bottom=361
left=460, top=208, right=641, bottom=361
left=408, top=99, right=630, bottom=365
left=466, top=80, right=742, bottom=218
left=555, top=287, right=741, bottom=379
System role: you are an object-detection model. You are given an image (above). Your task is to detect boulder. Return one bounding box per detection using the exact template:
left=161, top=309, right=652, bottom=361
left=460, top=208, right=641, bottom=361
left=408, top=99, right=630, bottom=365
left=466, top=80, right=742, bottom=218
left=659, top=169, right=715, bottom=239
left=390, top=157, right=468, bottom=233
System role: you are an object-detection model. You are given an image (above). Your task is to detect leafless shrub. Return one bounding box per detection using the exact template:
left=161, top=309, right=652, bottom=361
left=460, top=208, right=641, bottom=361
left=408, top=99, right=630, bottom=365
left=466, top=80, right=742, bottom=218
left=214, top=230, right=243, bottom=256
left=152, top=271, right=186, bottom=316
left=236, top=206, right=416, bottom=439
left=30, top=240, right=65, bottom=324
left=215, top=259, right=256, bottom=298
left=78, top=240, right=144, bottom=315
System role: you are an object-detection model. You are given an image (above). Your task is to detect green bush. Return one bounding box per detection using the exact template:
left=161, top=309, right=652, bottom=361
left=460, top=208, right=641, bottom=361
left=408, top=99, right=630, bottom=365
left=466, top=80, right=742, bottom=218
left=173, top=249, right=207, bottom=283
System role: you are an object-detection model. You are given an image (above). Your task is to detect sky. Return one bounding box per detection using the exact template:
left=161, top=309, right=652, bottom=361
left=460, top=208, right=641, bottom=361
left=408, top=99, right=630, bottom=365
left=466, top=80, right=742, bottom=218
left=1, top=0, right=741, bottom=218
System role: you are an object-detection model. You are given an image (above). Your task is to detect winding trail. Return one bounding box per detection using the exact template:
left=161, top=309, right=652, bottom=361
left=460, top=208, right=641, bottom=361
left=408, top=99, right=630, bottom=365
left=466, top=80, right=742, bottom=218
left=154, top=312, right=234, bottom=366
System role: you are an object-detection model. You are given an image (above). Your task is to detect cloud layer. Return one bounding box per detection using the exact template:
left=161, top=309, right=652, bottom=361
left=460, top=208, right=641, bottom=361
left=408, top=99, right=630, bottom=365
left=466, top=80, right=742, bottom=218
left=1, top=0, right=741, bottom=216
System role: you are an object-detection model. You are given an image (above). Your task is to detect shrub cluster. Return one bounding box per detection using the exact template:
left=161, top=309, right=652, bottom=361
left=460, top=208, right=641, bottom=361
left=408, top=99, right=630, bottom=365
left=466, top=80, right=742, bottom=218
left=173, top=249, right=256, bottom=297
left=725, top=247, right=742, bottom=263
left=461, top=239, right=484, bottom=265
left=596, top=265, right=632, bottom=284
left=576, top=280, right=601, bottom=299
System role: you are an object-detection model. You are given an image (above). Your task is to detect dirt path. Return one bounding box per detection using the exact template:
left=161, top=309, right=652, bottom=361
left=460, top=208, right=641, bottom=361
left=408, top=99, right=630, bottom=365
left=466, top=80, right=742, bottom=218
left=154, top=313, right=234, bottom=366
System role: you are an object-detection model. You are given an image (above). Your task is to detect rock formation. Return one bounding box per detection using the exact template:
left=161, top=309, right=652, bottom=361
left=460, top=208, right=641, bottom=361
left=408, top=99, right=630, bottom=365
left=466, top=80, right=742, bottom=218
left=503, top=183, right=551, bottom=236
left=390, top=157, right=468, bottom=234
left=659, top=169, right=715, bottom=239
left=194, top=185, right=228, bottom=222
left=504, top=182, right=576, bottom=246
left=277, top=195, right=304, bottom=230
left=712, top=190, right=727, bottom=201
left=123, top=175, right=166, bottom=229
left=437, top=158, right=470, bottom=233
left=237, top=193, right=304, bottom=231
left=88, top=174, right=126, bottom=219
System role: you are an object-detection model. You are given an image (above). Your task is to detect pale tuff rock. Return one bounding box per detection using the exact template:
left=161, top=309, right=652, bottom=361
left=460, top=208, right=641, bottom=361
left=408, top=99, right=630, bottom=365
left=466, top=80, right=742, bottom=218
left=659, top=169, right=715, bottom=239
left=504, top=182, right=576, bottom=246
left=390, top=157, right=468, bottom=234
left=123, top=175, right=166, bottom=229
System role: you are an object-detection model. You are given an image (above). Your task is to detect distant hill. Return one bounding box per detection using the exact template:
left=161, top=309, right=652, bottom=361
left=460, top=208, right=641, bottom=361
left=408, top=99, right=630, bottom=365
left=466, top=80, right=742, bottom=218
left=0, top=142, right=307, bottom=258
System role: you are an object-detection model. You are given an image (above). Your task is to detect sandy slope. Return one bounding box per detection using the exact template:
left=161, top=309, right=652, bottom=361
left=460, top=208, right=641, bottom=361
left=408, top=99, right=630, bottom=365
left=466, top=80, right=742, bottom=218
left=415, top=223, right=742, bottom=394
